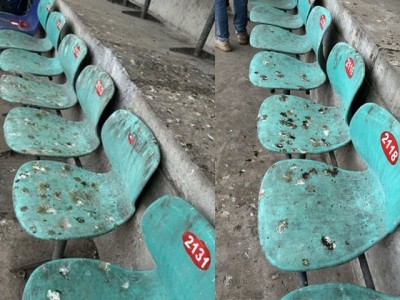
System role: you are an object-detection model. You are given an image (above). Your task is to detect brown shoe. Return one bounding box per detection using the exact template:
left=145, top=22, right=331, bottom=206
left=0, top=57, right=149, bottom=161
left=215, top=39, right=233, bottom=52
left=236, top=32, right=249, bottom=45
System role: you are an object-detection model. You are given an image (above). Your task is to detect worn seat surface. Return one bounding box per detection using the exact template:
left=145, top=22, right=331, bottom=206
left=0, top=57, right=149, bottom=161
left=0, top=11, right=66, bottom=75
left=0, top=0, right=40, bottom=35
left=250, top=0, right=313, bottom=30
left=257, top=43, right=365, bottom=154
left=258, top=103, right=400, bottom=271
left=283, top=284, right=399, bottom=299
left=250, top=0, right=297, bottom=10
left=4, top=65, right=115, bottom=157
left=0, top=34, right=87, bottom=108
left=13, top=109, right=160, bottom=240
left=0, top=0, right=56, bottom=51
left=250, top=4, right=320, bottom=54
left=22, top=195, right=215, bottom=300
left=249, top=6, right=331, bottom=90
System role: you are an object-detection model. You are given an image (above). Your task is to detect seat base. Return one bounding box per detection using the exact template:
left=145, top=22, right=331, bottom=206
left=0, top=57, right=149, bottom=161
left=4, top=107, right=99, bottom=157
left=0, top=75, right=77, bottom=109
left=250, top=5, right=303, bottom=29
left=257, top=95, right=349, bottom=154
left=249, top=51, right=326, bottom=90
left=0, top=49, right=62, bottom=76
left=13, top=160, right=133, bottom=240
left=250, top=0, right=297, bottom=10
left=0, top=30, right=52, bottom=51
left=250, top=24, right=311, bottom=54
left=259, top=159, right=386, bottom=271
left=23, top=258, right=167, bottom=300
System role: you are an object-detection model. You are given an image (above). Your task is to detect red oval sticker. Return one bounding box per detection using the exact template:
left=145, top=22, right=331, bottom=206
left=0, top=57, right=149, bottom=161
left=320, top=15, right=326, bottom=30
left=345, top=57, right=354, bottom=78
left=56, top=19, right=62, bottom=30
left=128, top=133, right=135, bottom=145
left=308, top=0, right=312, bottom=4
left=95, top=80, right=104, bottom=96
left=182, top=231, right=211, bottom=270
left=381, top=131, right=398, bottom=165
left=73, top=45, right=80, bottom=58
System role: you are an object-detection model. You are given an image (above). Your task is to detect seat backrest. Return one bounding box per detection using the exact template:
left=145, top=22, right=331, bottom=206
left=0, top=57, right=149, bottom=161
left=298, top=0, right=315, bottom=24
left=327, top=42, right=365, bottom=115
left=305, top=6, right=332, bottom=65
left=76, top=65, right=115, bottom=129
left=37, top=0, right=55, bottom=29
left=101, top=110, right=160, bottom=203
left=57, top=34, right=87, bottom=83
left=142, top=195, right=215, bottom=299
left=44, top=11, right=65, bottom=49
left=350, top=103, right=400, bottom=230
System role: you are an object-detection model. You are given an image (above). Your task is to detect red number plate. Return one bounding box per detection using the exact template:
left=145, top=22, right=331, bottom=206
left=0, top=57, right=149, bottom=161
left=381, top=131, right=398, bottom=165
left=183, top=232, right=211, bottom=270
left=320, top=15, right=326, bottom=30
left=95, top=80, right=104, bottom=96
left=345, top=57, right=354, bottom=78
left=74, top=45, right=80, bottom=58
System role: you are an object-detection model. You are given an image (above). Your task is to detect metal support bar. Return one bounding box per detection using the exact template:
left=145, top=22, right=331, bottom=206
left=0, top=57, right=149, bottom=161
left=52, top=240, right=67, bottom=260
left=285, top=153, right=292, bottom=159
left=329, top=151, right=338, bottom=167
left=358, top=253, right=375, bottom=290
left=297, top=271, right=308, bottom=287
left=299, top=154, right=306, bottom=159
left=141, top=0, right=151, bottom=19
left=194, top=4, right=215, bottom=57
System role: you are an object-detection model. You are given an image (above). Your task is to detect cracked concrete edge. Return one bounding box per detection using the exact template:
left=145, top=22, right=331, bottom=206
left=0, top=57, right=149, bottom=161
left=57, top=0, right=215, bottom=225
left=321, top=0, right=400, bottom=116
left=128, top=0, right=215, bottom=52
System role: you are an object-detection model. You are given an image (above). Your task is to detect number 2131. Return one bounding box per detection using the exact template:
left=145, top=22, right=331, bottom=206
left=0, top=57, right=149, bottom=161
left=183, top=232, right=211, bottom=270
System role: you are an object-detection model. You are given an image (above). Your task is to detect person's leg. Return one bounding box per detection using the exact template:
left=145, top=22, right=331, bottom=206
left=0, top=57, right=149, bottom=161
left=233, top=0, right=249, bottom=44
left=215, top=0, right=230, bottom=40
left=215, top=0, right=232, bottom=51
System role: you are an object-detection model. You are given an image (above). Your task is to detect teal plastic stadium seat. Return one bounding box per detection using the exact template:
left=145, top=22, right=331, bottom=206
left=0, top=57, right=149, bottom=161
left=283, top=284, right=399, bottom=300
left=250, top=0, right=297, bottom=10
left=251, top=5, right=322, bottom=54
left=249, top=6, right=331, bottom=90
left=258, top=103, right=400, bottom=271
left=0, top=34, right=87, bottom=109
left=0, top=11, right=66, bottom=76
left=13, top=109, right=160, bottom=240
left=4, top=65, right=114, bottom=157
left=22, top=195, right=215, bottom=300
left=0, top=0, right=56, bottom=52
left=257, top=42, right=365, bottom=155
left=250, top=0, right=314, bottom=30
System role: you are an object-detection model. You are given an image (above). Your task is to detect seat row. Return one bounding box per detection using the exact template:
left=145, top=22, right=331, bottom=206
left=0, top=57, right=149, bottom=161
left=0, top=0, right=215, bottom=298
left=248, top=1, right=400, bottom=299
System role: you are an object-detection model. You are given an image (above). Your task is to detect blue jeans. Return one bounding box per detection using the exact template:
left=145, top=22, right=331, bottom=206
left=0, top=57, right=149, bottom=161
left=215, top=0, right=248, bottom=41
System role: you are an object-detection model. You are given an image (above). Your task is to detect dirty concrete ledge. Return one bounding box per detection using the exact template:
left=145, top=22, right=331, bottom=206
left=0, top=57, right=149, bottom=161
left=127, top=0, right=215, bottom=51
left=55, top=0, right=214, bottom=269
left=312, top=0, right=400, bottom=295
